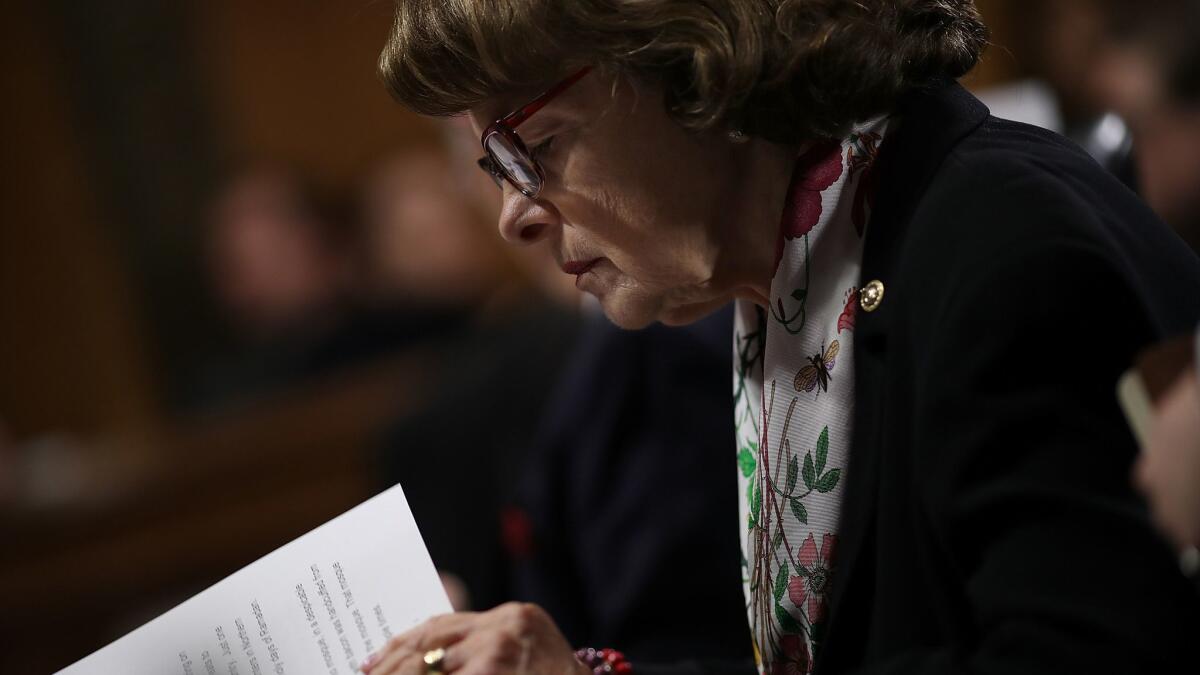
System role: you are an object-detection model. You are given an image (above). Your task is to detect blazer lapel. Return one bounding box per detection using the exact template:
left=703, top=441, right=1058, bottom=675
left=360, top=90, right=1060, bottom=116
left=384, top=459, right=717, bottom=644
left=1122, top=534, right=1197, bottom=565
left=816, top=81, right=990, bottom=671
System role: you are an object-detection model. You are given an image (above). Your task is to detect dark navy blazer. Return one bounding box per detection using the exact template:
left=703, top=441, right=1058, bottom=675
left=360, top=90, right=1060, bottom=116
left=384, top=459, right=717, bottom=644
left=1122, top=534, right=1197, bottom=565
left=818, top=81, right=1200, bottom=674
left=636, top=81, right=1200, bottom=675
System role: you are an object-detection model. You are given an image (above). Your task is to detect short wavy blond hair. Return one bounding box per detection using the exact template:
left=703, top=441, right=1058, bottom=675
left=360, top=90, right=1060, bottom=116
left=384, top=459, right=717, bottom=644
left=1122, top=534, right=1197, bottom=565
left=378, top=0, right=988, bottom=143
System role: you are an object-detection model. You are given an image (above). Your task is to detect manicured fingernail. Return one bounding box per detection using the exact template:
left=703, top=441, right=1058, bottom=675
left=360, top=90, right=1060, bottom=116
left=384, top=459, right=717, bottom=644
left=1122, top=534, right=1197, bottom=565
left=360, top=652, right=380, bottom=671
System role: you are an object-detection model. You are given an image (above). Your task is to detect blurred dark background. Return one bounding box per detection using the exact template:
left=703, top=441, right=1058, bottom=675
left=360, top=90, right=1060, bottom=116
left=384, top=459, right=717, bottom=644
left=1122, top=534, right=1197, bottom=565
left=1, top=1, right=1197, bottom=673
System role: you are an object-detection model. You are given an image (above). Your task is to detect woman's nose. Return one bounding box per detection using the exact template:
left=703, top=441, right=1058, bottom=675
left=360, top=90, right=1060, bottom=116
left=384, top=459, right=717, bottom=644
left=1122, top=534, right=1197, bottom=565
left=496, top=186, right=558, bottom=245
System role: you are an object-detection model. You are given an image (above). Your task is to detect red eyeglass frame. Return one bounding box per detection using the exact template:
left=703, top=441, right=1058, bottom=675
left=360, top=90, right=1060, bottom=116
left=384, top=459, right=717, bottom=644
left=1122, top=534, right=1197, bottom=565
left=478, top=66, right=593, bottom=198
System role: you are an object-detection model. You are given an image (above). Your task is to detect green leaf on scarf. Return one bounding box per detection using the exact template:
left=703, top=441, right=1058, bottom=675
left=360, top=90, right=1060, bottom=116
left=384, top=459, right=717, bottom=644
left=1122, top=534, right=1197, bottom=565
left=775, top=601, right=803, bottom=633
left=785, top=454, right=798, bottom=494
left=773, top=562, right=789, bottom=602
left=815, top=469, right=842, bottom=494
left=802, top=452, right=816, bottom=490
left=791, top=289, right=807, bottom=302
left=772, top=529, right=784, bottom=552
left=815, top=426, right=829, bottom=475
left=790, top=498, right=808, bottom=524
left=751, top=479, right=763, bottom=527
left=738, top=446, right=757, bottom=478
left=747, top=481, right=756, bottom=528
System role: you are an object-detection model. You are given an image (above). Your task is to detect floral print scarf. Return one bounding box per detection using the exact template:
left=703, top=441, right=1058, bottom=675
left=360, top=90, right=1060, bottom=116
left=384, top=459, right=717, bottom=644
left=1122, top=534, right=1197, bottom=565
left=733, top=118, right=888, bottom=675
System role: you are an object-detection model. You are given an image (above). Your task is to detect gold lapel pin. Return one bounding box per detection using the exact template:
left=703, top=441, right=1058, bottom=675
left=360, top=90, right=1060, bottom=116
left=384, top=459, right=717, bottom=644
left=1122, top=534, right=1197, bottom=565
left=859, top=280, right=885, bottom=313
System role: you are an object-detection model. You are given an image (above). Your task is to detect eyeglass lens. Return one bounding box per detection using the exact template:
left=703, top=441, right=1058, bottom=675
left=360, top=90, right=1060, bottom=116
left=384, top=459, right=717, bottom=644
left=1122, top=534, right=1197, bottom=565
left=484, top=131, right=542, bottom=196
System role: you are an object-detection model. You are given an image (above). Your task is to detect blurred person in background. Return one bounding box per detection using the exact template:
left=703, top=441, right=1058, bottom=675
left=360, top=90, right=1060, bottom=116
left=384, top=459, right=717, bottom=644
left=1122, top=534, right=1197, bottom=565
left=1087, top=0, right=1200, bottom=251
left=208, top=166, right=353, bottom=345
left=1110, top=0, right=1200, bottom=565
left=359, top=145, right=524, bottom=312
left=368, top=139, right=581, bottom=613
left=198, top=165, right=451, bottom=406
left=981, top=0, right=1137, bottom=186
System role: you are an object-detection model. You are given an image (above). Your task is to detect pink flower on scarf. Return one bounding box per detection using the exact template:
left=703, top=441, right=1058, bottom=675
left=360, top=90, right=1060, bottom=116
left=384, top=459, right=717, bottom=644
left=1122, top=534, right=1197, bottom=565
left=837, top=288, right=858, bottom=334
left=775, top=141, right=845, bottom=269
left=788, top=533, right=837, bottom=625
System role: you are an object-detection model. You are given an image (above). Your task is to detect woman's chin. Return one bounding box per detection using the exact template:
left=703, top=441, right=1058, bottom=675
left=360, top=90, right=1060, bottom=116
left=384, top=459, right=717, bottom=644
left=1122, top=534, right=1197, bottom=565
left=596, top=296, right=659, bottom=329
left=595, top=287, right=724, bottom=330
left=658, top=299, right=728, bottom=326
left=582, top=268, right=724, bottom=329
left=585, top=285, right=659, bottom=329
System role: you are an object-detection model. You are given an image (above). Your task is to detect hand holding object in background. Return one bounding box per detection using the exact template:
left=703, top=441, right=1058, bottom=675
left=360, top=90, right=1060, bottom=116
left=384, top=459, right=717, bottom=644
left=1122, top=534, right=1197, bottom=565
left=1137, top=366, right=1200, bottom=551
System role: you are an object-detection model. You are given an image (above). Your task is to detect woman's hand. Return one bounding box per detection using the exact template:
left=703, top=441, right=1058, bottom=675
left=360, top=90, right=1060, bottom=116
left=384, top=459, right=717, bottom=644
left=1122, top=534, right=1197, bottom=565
left=360, top=603, right=590, bottom=675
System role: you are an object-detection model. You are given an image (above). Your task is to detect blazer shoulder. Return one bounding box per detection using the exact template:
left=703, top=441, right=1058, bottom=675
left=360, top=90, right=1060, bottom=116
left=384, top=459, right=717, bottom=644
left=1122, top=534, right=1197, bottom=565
left=886, top=115, right=1200, bottom=337
left=905, top=116, right=1182, bottom=266
left=931, top=118, right=1124, bottom=227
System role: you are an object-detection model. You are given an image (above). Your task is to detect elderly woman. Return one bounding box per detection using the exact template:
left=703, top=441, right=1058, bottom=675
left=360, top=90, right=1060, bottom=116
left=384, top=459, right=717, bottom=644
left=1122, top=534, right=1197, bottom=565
left=362, top=1, right=1200, bottom=674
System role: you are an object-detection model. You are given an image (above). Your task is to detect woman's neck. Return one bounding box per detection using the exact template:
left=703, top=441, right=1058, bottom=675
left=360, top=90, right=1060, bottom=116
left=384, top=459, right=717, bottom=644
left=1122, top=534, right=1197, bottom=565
left=714, top=136, right=799, bottom=308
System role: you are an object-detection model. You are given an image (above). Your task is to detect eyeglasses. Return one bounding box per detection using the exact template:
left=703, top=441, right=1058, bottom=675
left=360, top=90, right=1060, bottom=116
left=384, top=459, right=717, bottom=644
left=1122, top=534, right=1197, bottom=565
left=477, top=67, right=592, bottom=199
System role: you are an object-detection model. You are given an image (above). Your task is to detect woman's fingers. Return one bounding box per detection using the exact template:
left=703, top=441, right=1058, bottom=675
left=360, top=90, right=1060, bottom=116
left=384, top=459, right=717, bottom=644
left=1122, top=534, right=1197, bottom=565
left=363, top=613, right=475, bottom=674
left=364, top=603, right=581, bottom=675
left=437, top=638, right=474, bottom=673
left=364, top=643, right=420, bottom=675
left=407, top=613, right=476, bottom=653
left=442, top=632, right=529, bottom=675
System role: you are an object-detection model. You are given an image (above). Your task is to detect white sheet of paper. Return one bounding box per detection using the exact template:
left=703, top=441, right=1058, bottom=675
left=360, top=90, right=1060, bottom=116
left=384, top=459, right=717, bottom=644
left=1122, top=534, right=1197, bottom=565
left=58, top=485, right=452, bottom=675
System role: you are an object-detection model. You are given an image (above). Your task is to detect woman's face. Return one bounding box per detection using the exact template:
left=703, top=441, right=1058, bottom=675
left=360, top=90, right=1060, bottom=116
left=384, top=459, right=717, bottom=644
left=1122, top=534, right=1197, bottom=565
left=468, top=74, right=788, bottom=328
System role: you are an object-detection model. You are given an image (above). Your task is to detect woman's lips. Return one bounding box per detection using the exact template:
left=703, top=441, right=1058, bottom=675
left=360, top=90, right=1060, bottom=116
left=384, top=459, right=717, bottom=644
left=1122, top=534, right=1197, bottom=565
left=561, top=258, right=601, bottom=276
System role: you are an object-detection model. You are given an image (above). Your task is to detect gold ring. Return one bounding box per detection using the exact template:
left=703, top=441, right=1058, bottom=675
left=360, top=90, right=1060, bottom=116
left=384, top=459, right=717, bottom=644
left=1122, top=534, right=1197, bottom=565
left=423, top=647, right=447, bottom=675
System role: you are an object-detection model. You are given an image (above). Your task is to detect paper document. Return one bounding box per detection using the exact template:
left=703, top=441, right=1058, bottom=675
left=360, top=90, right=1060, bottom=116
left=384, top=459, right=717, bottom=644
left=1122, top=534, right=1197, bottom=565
left=59, top=485, right=452, bottom=675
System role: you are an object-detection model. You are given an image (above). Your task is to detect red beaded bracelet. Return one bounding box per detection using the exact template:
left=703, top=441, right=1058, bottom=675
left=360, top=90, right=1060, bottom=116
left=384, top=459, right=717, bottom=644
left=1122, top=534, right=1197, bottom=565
left=574, top=648, right=632, bottom=675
